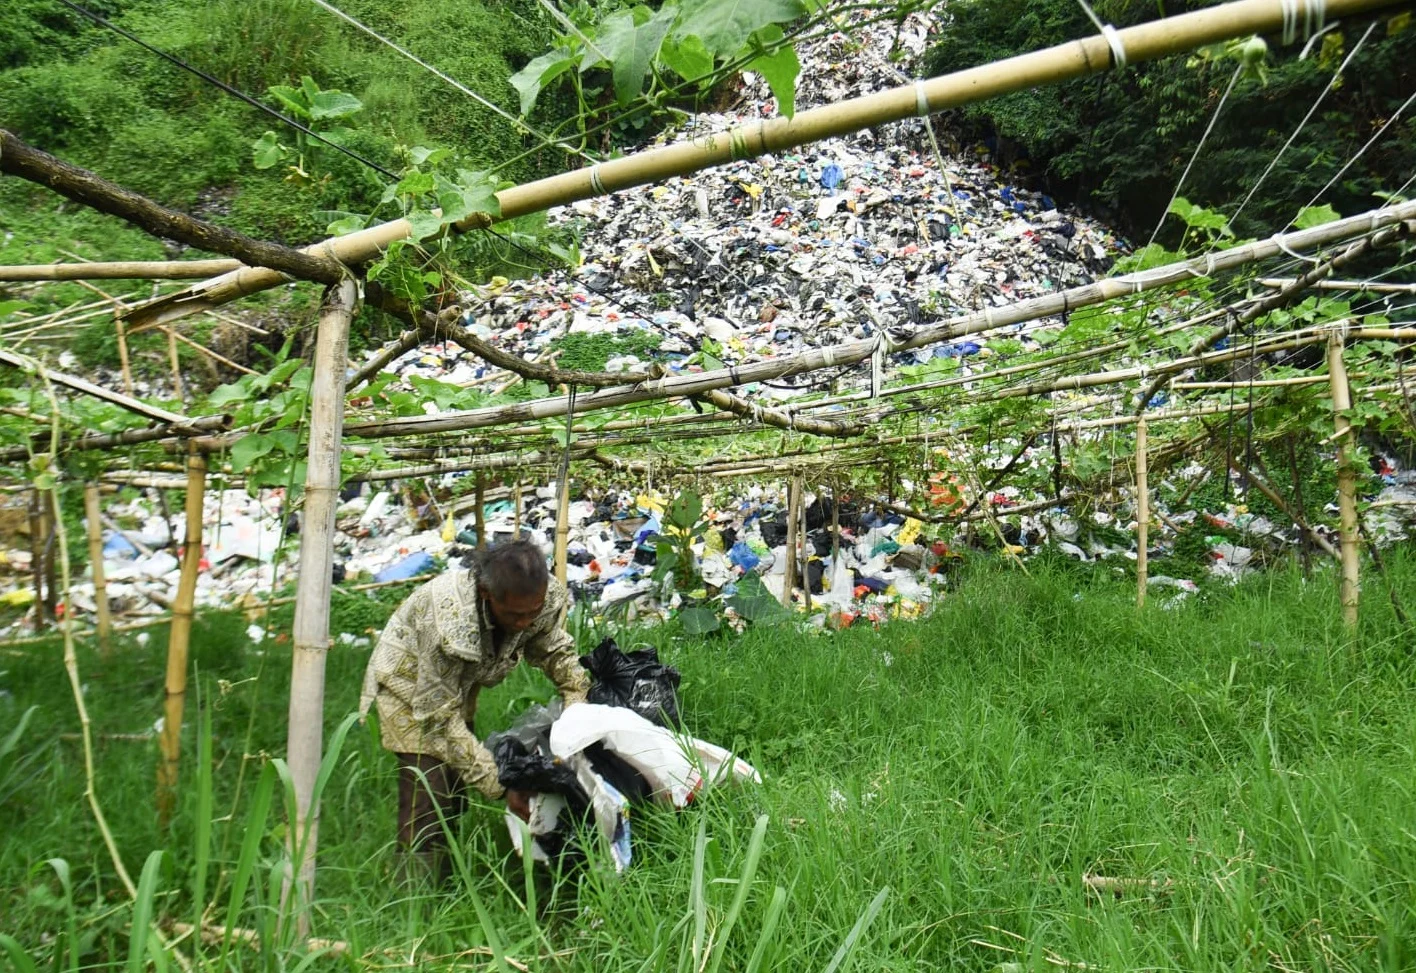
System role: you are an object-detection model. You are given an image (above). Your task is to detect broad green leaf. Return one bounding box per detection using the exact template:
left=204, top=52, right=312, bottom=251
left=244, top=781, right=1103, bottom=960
left=206, top=382, right=249, bottom=407
left=597, top=6, right=678, bottom=106
left=231, top=434, right=277, bottom=472
left=745, top=25, right=798, bottom=117
left=674, top=0, right=805, bottom=60
left=727, top=573, right=787, bottom=623
left=0, top=300, right=30, bottom=319
left=660, top=33, right=715, bottom=82
left=408, top=145, right=451, bottom=166
left=453, top=169, right=504, bottom=220
left=323, top=212, right=367, bottom=236
left=666, top=490, right=703, bottom=530
left=680, top=605, right=721, bottom=635
left=395, top=170, right=436, bottom=198
left=252, top=131, right=283, bottom=170
left=1294, top=203, right=1341, bottom=229
left=510, top=49, right=579, bottom=116
left=309, top=90, right=363, bottom=120
left=407, top=209, right=445, bottom=241
left=266, top=85, right=309, bottom=120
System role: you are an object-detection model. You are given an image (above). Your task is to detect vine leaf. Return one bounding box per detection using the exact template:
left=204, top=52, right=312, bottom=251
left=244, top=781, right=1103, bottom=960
left=659, top=33, right=714, bottom=83
left=674, top=0, right=805, bottom=59
left=596, top=6, right=679, bottom=107
left=1294, top=204, right=1341, bottom=229
left=747, top=25, right=800, bottom=117
left=511, top=49, right=579, bottom=116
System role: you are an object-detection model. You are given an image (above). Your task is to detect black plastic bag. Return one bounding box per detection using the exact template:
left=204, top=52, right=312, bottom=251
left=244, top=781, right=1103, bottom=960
left=579, top=638, right=682, bottom=728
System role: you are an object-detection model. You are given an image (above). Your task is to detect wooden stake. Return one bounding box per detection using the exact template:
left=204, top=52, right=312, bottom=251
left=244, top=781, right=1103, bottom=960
left=1135, top=418, right=1148, bottom=608
left=0, top=259, right=241, bottom=281
left=782, top=478, right=802, bottom=608
left=283, top=279, right=356, bottom=938
left=166, top=328, right=184, bottom=405
left=28, top=489, right=47, bottom=631
left=801, top=481, right=813, bottom=612
left=512, top=482, right=523, bottom=541
left=1327, top=331, right=1361, bottom=628
left=84, top=483, right=112, bottom=652
left=158, top=444, right=206, bottom=828
left=553, top=477, right=570, bottom=585
left=474, top=476, right=487, bottom=550
left=115, top=317, right=134, bottom=396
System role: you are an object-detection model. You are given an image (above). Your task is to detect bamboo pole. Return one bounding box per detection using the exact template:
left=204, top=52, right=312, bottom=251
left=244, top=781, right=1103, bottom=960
left=782, top=478, right=801, bottom=608
left=158, top=445, right=206, bottom=828
left=282, top=280, right=356, bottom=938
left=474, top=476, right=487, bottom=550
left=116, top=317, right=135, bottom=396
left=1259, top=277, right=1416, bottom=295
left=1327, top=331, right=1361, bottom=629
left=83, top=483, right=112, bottom=652
left=512, top=482, right=523, bottom=540
left=0, top=259, right=242, bottom=281
left=0, top=349, right=192, bottom=425
left=125, top=0, right=1411, bottom=330
left=801, top=481, right=812, bottom=612
left=166, top=328, right=184, bottom=405
left=1136, top=418, right=1148, bottom=608
left=28, top=489, right=47, bottom=631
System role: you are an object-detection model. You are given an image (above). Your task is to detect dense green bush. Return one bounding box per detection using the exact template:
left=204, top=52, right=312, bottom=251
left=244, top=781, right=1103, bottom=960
left=926, top=0, right=1416, bottom=238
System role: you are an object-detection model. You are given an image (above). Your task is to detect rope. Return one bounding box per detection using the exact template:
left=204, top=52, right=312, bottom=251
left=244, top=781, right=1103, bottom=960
left=1074, top=0, right=1127, bottom=67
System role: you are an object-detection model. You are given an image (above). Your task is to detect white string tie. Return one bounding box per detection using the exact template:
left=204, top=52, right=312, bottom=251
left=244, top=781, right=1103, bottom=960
left=588, top=165, right=607, bottom=196
left=915, top=79, right=931, bottom=117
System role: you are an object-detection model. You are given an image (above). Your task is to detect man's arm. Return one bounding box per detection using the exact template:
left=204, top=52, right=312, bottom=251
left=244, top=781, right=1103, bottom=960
left=523, top=582, right=590, bottom=704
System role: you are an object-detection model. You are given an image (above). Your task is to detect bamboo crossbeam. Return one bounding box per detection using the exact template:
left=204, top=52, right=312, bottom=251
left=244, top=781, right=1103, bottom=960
left=123, top=0, right=1411, bottom=330
left=0, top=349, right=189, bottom=425
left=1134, top=215, right=1413, bottom=410
left=1258, top=277, right=1416, bottom=294
left=0, top=259, right=242, bottom=281
left=0, top=414, right=228, bottom=463
left=339, top=203, right=1416, bottom=440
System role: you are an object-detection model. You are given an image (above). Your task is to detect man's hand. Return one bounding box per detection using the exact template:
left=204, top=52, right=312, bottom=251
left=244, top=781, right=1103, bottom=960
left=505, top=788, right=533, bottom=823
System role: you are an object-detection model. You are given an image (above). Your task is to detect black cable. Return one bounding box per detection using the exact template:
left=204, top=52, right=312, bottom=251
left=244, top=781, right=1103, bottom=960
left=54, top=0, right=398, bottom=180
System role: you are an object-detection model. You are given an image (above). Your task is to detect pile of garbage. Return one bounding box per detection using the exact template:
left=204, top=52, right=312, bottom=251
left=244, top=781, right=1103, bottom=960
left=388, top=7, right=1126, bottom=399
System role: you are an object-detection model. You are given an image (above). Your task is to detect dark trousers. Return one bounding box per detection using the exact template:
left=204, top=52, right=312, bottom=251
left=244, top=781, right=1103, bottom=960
left=396, top=753, right=468, bottom=881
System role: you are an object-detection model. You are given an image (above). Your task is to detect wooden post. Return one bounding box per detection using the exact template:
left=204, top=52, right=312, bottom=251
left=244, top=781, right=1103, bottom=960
left=474, top=476, right=487, bottom=550
left=553, top=475, right=570, bottom=584
left=1136, top=418, right=1148, bottom=608
left=283, top=279, right=355, bottom=938
left=28, top=489, right=46, bottom=631
left=158, top=444, right=206, bottom=827
left=782, top=478, right=801, bottom=608
left=512, top=481, right=523, bottom=541
left=165, top=328, right=183, bottom=404
left=802, top=483, right=813, bottom=612
left=1327, top=331, right=1360, bottom=628
left=83, top=483, right=112, bottom=652
left=114, top=317, right=134, bottom=396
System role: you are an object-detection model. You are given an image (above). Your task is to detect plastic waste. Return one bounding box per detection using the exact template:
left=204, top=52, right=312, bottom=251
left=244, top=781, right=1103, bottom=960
left=580, top=638, right=682, bottom=728
left=374, top=551, right=437, bottom=582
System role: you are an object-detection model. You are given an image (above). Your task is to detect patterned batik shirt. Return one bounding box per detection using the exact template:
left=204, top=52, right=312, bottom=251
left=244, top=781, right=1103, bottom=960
left=358, top=568, right=589, bottom=799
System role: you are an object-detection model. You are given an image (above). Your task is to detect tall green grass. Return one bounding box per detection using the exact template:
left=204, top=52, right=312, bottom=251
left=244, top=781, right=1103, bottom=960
left=1, top=554, right=1414, bottom=970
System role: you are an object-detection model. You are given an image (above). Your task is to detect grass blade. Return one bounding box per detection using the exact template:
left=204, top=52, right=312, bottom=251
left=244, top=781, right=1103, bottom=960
left=707, top=814, right=770, bottom=973
left=45, top=858, right=77, bottom=973
left=127, top=850, right=169, bottom=973
left=821, top=886, right=890, bottom=973
left=0, top=933, right=39, bottom=973
left=193, top=701, right=214, bottom=933
left=220, top=762, right=275, bottom=970
left=743, top=886, right=788, bottom=973
left=690, top=817, right=708, bottom=973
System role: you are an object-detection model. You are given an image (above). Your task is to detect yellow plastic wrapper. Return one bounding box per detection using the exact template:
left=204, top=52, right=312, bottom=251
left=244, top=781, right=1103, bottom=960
left=0, top=589, right=36, bottom=606
left=896, top=517, right=923, bottom=547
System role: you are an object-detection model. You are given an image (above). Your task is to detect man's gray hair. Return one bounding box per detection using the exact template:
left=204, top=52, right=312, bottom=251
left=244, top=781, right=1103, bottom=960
left=473, top=540, right=550, bottom=598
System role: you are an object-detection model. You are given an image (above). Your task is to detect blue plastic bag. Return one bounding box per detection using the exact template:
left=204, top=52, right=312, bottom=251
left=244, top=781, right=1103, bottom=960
left=375, top=551, right=437, bottom=582
left=728, top=541, right=761, bottom=572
